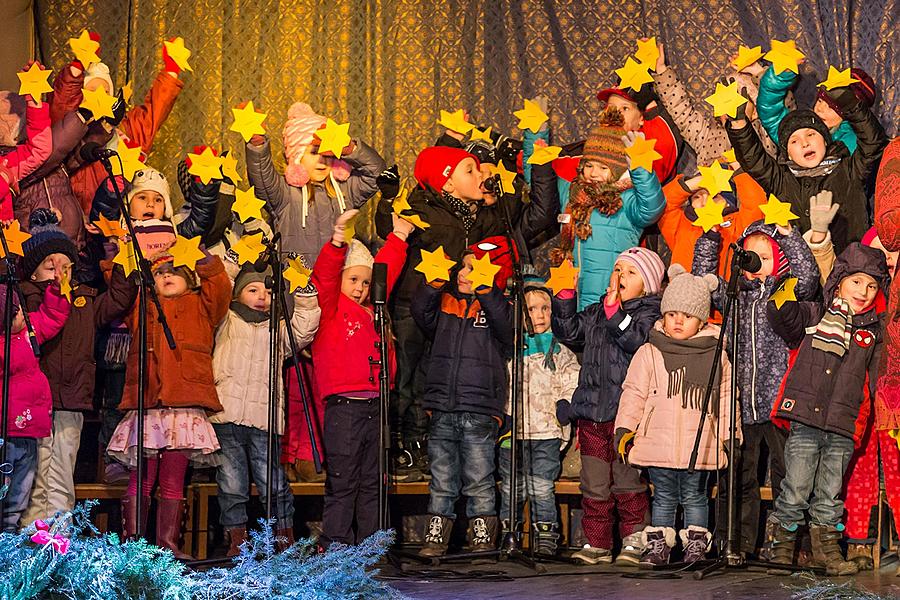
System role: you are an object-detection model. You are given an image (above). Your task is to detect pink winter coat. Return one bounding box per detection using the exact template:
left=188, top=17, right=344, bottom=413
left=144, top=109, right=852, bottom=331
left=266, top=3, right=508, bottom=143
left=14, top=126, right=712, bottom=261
left=3, top=283, right=70, bottom=439
left=615, top=322, right=740, bottom=470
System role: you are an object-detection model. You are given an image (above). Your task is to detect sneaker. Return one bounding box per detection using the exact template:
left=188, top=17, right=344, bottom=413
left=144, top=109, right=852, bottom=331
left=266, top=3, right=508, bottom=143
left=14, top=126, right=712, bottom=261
left=680, top=526, right=711, bottom=563
left=571, top=544, right=613, bottom=565
left=640, top=527, right=675, bottom=566
left=615, top=531, right=645, bottom=565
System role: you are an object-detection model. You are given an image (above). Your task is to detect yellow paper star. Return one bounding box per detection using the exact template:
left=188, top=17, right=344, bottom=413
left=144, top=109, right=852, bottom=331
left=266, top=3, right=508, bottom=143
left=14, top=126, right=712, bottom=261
left=392, top=188, right=413, bottom=216
left=625, top=135, right=661, bottom=173
left=112, top=142, right=147, bottom=181
left=732, top=45, right=765, bottom=71
left=69, top=30, right=101, bottom=68
left=760, top=194, right=800, bottom=227
left=233, top=186, right=265, bottom=223
left=722, top=148, right=737, bottom=164
left=415, top=246, right=457, bottom=283
left=470, top=126, right=493, bottom=142
left=229, top=100, right=268, bottom=143
left=704, top=81, right=748, bottom=118
left=112, top=239, right=137, bottom=277
left=697, top=161, right=734, bottom=196
left=466, top=254, right=501, bottom=290
left=770, top=277, right=798, bottom=309
left=163, top=37, right=193, bottom=72
left=80, top=86, right=118, bottom=120
left=545, top=260, right=580, bottom=294
left=527, top=145, right=562, bottom=165
left=121, top=81, right=133, bottom=105
left=93, top=213, right=127, bottom=238
left=231, top=232, right=266, bottom=265
left=220, top=152, right=243, bottom=183
left=488, top=162, right=517, bottom=195
left=316, top=118, right=352, bottom=158
left=17, top=63, right=53, bottom=104
left=59, top=268, right=74, bottom=303
left=765, top=39, right=805, bottom=75
left=692, top=198, right=727, bottom=233
left=438, top=109, right=473, bottom=135
left=514, top=99, right=549, bottom=133
left=187, top=147, right=224, bottom=184
left=284, top=257, right=312, bottom=293
left=634, top=37, right=660, bottom=66
left=169, top=235, right=204, bottom=270
left=819, top=66, right=860, bottom=91
left=404, top=214, right=431, bottom=230
left=615, top=57, right=653, bottom=91
left=0, top=220, right=31, bottom=257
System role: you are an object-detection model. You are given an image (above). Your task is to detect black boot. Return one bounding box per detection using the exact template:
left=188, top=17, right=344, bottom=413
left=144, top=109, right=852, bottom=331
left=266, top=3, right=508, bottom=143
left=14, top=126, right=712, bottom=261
left=533, top=522, right=560, bottom=557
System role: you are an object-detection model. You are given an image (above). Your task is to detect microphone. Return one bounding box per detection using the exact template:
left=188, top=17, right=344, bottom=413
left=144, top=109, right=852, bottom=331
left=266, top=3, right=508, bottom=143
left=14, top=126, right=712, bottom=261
left=371, top=263, right=388, bottom=305
left=730, top=243, right=762, bottom=273
left=80, top=142, right=118, bottom=163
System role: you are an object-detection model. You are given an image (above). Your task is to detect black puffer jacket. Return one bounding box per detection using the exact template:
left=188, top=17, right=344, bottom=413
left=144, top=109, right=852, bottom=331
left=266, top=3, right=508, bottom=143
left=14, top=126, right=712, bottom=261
left=412, top=283, right=513, bottom=417
left=552, top=292, right=661, bottom=424
left=768, top=243, right=889, bottom=439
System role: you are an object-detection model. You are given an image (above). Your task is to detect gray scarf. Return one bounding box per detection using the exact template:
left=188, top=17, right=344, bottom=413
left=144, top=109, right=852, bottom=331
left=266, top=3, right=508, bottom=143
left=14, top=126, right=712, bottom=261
left=649, top=329, right=720, bottom=414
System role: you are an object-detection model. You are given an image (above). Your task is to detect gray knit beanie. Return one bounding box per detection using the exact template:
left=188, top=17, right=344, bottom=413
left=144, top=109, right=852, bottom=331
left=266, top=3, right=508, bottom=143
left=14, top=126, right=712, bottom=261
left=660, top=264, right=719, bottom=323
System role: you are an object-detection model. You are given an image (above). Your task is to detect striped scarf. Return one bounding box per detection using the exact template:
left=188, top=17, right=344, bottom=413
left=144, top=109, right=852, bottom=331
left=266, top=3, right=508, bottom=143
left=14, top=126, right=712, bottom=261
left=811, top=297, right=853, bottom=356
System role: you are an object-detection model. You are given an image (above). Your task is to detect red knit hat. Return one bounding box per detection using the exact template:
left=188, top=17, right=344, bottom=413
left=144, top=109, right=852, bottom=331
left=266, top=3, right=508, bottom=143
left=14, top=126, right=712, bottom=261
left=414, top=146, right=479, bottom=191
left=466, top=235, right=518, bottom=291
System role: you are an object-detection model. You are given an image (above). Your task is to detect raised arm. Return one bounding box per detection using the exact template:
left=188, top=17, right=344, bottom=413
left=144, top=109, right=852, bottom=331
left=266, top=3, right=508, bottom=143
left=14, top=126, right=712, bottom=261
left=755, top=67, right=796, bottom=144
left=119, top=70, right=184, bottom=153
left=343, top=140, right=387, bottom=208
left=245, top=136, right=290, bottom=221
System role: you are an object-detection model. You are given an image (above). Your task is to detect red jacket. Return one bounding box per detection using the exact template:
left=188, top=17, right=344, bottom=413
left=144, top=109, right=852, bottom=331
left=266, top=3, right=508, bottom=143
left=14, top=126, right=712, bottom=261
left=640, top=108, right=679, bottom=184
left=875, top=138, right=900, bottom=430
left=310, top=234, right=407, bottom=399
left=0, top=101, right=52, bottom=220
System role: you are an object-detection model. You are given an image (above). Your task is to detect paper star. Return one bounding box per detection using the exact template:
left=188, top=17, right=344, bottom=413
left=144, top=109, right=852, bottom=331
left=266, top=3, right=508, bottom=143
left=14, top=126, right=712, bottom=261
left=697, top=161, right=734, bottom=196
left=634, top=37, right=660, bottom=67
left=229, top=100, right=268, bottom=143
left=514, top=99, right=549, bottom=133
left=404, top=214, right=431, bottom=230
left=59, top=268, right=74, bottom=303
left=469, top=126, right=493, bottom=142
left=545, top=260, right=580, bottom=294
left=527, top=145, right=562, bottom=165
left=163, top=37, right=193, bottom=72
left=415, top=246, right=457, bottom=283
left=438, top=109, right=473, bottom=135
left=705, top=81, right=748, bottom=118
left=231, top=232, right=266, bottom=265
left=615, top=57, right=653, bottom=91
left=69, top=30, right=101, bottom=68
left=113, top=141, right=147, bottom=181
left=121, top=81, right=133, bottom=105
left=187, top=147, right=224, bottom=184
left=80, top=86, right=118, bottom=120
left=93, top=214, right=127, bottom=238
left=764, top=39, right=805, bottom=75
left=722, top=148, right=737, bottom=164
left=0, top=220, right=31, bottom=257
left=232, top=186, right=265, bottom=223
left=770, top=277, right=798, bottom=309
left=220, top=152, right=243, bottom=183
left=112, top=239, right=137, bottom=277
left=284, top=257, right=312, bottom=293
left=819, top=66, right=860, bottom=91
left=316, top=118, right=352, bottom=158
left=17, top=63, right=52, bottom=103
left=692, top=198, right=727, bottom=233
left=625, top=135, right=661, bottom=173
left=732, top=45, right=765, bottom=71
left=466, top=254, right=501, bottom=290
left=760, top=194, right=800, bottom=227
left=169, top=235, right=204, bottom=270
left=392, top=188, right=413, bottom=216
left=488, top=162, right=517, bottom=195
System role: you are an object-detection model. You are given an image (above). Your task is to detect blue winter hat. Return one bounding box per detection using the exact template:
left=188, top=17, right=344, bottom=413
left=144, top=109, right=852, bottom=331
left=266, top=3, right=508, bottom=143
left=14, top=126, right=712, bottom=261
left=21, top=209, right=78, bottom=277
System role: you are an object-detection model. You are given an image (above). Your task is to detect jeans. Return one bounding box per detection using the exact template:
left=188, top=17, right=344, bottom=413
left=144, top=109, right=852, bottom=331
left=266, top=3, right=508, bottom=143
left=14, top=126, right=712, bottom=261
left=428, top=410, right=498, bottom=519
left=499, top=439, right=561, bottom=524
left=390, top=304, right=430, bottom=441
left=213, top=423, right=295, bottom=530
left=773, top=423, right=855, bottom=529
left=647, top=467, right=710, bottom=529
left=4, top=437, right=37, bottom=531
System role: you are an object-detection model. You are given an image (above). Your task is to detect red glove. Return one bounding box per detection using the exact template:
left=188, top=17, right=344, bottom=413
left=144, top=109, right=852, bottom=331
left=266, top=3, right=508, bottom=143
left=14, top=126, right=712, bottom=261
left=162, top=40, right=182, bottom=74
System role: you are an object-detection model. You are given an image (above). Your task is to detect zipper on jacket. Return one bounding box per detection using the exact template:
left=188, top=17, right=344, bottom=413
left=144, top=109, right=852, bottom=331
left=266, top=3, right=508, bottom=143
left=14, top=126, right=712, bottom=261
left=446, top=296, right=472, bottom=410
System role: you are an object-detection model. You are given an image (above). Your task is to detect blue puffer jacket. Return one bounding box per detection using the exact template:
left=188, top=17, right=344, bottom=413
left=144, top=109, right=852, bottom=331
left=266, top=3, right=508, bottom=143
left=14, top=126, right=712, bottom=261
left=757, top=68, right=858, bottom=154
left=691, top=221, right=819, bottom=425
left=552, top=292, right=661, bottom=424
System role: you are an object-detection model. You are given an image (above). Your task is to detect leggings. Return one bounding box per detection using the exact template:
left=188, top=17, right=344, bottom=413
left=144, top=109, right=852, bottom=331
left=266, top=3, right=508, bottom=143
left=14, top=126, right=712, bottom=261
left=126, top=450, right=190, bottom=499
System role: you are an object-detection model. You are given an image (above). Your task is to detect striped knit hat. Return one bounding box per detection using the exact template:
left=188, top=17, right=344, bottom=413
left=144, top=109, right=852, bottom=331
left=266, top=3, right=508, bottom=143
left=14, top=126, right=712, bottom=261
left=616, top=247, right=666, bottom=295
left=581, top=107, right=628, bottom=180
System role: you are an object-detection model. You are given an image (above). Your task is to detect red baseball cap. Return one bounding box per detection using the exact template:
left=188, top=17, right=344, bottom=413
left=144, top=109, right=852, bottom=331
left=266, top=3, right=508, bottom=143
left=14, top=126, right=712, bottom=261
left=414, top=146, right=480, bottom=191
left=597, top=87, right=636, bottom=105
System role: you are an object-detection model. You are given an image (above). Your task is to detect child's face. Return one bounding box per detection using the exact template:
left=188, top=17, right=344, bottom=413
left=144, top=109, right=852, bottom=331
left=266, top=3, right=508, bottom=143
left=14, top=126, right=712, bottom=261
left=838, top=272, right=878, bottom=313
left=456, top=254, right=475, bottom=295
left=238, top=281, right=271, bottom=312
left=786, top=128, right=827, bottom=169
left=868, top=235, right=898, bottom=274
left=663, top=311, right=703, bottom=340
left=525, top=290, right=552, bottom=334
left=742, top=234, right=775, bottom=281
left=153, top=267, right=189, bottom=298
left=813, top=98, right=843, bottom=130
left=581, top=160, right=613, bottom=184
left=341, top=265, right=372, bottom=304
left=84, top=78, right=112, bottom=95
left=129, top=190, right=166, bottom=220
left=612, top=260, right=645, bottom=302
left=31, top=253, right=72, bottom=283
left=300, top=147, right=333, bottom=183
left=606, top=95, right=643, bottom=131
left=444, top=158, right=484, bottom=202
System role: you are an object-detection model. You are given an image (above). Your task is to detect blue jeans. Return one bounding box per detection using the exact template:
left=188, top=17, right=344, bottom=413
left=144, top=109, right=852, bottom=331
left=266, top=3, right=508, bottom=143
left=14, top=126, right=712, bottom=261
left=773, top=422, right=855, bottom=529
left=499, top=439, right=561, bottom=524
left=213, top=423, right=294, bottom=530
left=428, top=411, right=498, bottom=519
left=647, top=467, right=710, bottom=529
left=3, top=437, right=37, bottom=532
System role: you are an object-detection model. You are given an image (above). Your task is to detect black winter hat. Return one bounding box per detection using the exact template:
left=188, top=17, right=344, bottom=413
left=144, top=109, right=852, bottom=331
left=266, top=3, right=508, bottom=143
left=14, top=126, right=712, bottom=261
left=777, top=109, right=833, bottom=159
left=21, top=208, right=78, bottom=278
left=823, top=242, right=890, bottom=302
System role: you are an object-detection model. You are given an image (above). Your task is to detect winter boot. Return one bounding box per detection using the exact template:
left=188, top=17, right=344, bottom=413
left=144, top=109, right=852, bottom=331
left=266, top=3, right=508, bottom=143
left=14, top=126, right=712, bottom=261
left=155, top=497, right=193, bottom=560
left=120, top=495, right=151, bottom=540
left=769, top=522, right=797, bottom=567
left=571, top=544, right=613, bottom=565
left=419, top=515, right=453, bottom=558
left=845, top=543, right=874, bottom=571
left=640, top=527, right=676, bottom=567
left=758, top=518, right=780, bottom=561
left=295, top=459, right=326, bottom=483
left=276, top=527, right=296, bottom=553
left=225, top=526, right=248, bottom=558
left=468, top=515, right=499, bottom=562
left=533, top=522, right=560, bottom=557
left=615, top=531, right=645, bottom=566
left=680, top=526, right=712, bottom=563
left=810, top=524, right=858, bottom=576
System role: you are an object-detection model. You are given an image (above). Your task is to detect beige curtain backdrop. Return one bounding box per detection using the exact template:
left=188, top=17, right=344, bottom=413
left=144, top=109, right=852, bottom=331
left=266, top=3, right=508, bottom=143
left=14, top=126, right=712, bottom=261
left=1, top=0, right=36, bottom=92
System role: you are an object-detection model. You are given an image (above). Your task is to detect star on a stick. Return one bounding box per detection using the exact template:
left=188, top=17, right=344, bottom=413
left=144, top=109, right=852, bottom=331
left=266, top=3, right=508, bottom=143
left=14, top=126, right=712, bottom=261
left=697, top=161, right=734, bottom=197
left=705, top=82, right=748, bottom=118
left=229, top=100, right=267, bottom=142
left=466, top=254, right=501, bottom=290
left=80, top=86, right=118, bottom=120
left=514, top=99, right=549, bottom=133
left=634, top=37, right=660, bottom=66
left=284, top=257, right=312, bottom=293
left=732, top=45, right=764, bottom=71
left=113, top=141, right=147, bottom=181
left=760, top=194, right=800, bottom=227
left=187, top=147, right=224, bottom=184
left=163, top=37, right=193, bottom=72
left=438, top=109, right=473, bottom=135
left=770, top=277, right=798, bottom=309
left=232, top=186, right=265, bottom=223
left=415, top=246, right=456, bottom=283
left=69, top=30, right=101, bottom=68
left=722, top=148, right=737, bottom=164
left=112, top=239, right=137, bottom=277
left=17, top=63, right=53, bottom=104
left=316, top=118, right=352, bottom=158
left=545, top=260, right=579, bottom=294
left=692, top=198, right=727, bottom=233
left=231, top=232, right=266, bottom=265
left=625, top=135, right=661, bottom=173
left=527, top=145, right=562, bottom=165
left=819, top=66, right=860, bottom=91
left=488, top=162, right=517, bottom=195
left=469, top=127, right=493, bottom=142
left=169, top=235, right=204, bottom=270
left=615, top=57, right=653, bottom=91
left=0, top=220, right=31, bottom=257
left=93, top=214, right=127, bottom=238
left=220, top=152, right=243, bottom=183
left=59, top=268, right=74, bottom=303
left=765, top=39, right=805, bottom=75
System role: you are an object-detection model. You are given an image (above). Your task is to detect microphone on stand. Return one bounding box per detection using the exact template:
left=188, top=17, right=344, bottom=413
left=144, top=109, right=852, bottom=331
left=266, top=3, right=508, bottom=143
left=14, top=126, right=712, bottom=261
left=79, top=142, right=118, bottom=163
left=729, top=244, right=762, bottom=273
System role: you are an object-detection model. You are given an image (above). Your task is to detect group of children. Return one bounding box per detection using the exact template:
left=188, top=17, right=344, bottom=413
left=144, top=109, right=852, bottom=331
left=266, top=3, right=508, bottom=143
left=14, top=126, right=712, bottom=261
left=0, top=33, right=898, bottom=577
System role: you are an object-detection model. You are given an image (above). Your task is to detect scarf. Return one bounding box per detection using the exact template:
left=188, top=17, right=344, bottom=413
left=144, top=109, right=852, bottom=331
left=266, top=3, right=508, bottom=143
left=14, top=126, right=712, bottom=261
left=649, top=329, right=720, bottom=414
left=230, top=300, right=270, bottom=323
left=524, top=331, right=560, bottom=372
left=787, top=155, right=842, bottom=178
left=552, top=178, right=631, bottom=265
left=443, top=191, right=476, bottom=232
left=811, top=297, right=853, bottom=356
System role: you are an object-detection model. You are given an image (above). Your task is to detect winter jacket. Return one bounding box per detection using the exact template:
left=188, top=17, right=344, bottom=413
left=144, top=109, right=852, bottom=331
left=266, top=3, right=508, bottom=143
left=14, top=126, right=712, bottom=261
left=768, top=243, right=888, bottom=440
left=211, top=296, right=321, bottom=433
left=757, top=68, right=858, bottom=155
left=552, top=291, right=661, bottom=423
left=413, top=283, right=513, bottom=418
left=119, top=255, right=231, bottom=413
left=615, top=322, right=738, bottom=470
left=21, top=263, right=137, bottom=411
left=726, top=98, right=887, bottom=252
left=245, top=136, right=385, bottom=264
left=4, top=284, right=70, bottom=439
left=311, top=233, right=406, bottom=400
left=692, top=221, right=819, bottom=425
left=0, top=100, right=52, bottom=220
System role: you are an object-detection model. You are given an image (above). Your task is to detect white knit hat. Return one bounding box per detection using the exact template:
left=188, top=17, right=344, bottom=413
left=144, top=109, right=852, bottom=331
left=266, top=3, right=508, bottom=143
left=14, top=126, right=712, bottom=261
left=343, top=239, right=374, bottom=271
left=127, top=167, right=173, bottom=219
left=84, top=62, right=114, bottom=94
